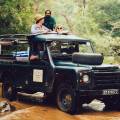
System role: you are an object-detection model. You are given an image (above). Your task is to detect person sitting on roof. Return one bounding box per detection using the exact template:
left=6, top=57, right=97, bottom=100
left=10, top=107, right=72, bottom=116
left=31, top=14, right=50, bottom=34
left=43, top=10, right=56, bottom=31
left=55, top=25, right=63, bottom=33
left=55, top=25, right=69, bottom=35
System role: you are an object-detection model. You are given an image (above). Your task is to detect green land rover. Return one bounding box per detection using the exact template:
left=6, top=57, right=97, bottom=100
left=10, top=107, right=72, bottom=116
left=0, top=33, right=120, bottom=114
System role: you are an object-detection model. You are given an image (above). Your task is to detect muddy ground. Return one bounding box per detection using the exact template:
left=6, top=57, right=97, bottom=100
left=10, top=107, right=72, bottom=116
left=0, top=97, right=120, bottom=120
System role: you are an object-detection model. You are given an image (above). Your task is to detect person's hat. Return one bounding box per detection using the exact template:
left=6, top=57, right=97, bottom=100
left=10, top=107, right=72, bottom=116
left=34, top=14, right=44, bottom=23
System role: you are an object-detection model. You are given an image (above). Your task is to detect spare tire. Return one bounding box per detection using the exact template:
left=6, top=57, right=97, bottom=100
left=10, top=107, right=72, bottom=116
left=72, top=53, right=104, bottom=65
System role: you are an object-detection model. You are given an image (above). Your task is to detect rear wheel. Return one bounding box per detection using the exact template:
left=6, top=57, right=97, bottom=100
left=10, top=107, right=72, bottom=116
left=56, top=84, right=79, bottom=114
left=2, top=74, right=16, bottom=101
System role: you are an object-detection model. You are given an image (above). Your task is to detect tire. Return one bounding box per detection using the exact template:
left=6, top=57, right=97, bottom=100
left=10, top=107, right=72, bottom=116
left=72, top=53, right=104, bottom=65
left=56, top=84, right=78, bottom=114
left=2, top=74, right=16, bottom=101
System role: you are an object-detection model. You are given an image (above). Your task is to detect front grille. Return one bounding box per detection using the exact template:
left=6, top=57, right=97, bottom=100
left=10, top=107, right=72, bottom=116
left=93, top=71, right=120, bottom=88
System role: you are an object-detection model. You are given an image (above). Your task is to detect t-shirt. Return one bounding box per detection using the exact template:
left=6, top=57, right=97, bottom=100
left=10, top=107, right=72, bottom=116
left=31, top=24, right=49, bottom=34
left=43, top=16, right=56, bottom=30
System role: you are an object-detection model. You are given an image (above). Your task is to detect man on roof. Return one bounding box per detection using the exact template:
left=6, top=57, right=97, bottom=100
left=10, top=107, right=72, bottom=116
left=31, top=14, right=50, bottom=34
left=43, top=10, right=56, bottom=31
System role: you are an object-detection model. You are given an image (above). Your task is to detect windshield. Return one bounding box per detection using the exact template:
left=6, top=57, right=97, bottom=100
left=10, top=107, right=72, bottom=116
left=49, top=41, right=93, bottom=61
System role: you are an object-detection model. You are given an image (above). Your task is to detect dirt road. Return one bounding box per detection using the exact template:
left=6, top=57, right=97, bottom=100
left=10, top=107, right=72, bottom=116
left=0, top=97, right=120, bottom=120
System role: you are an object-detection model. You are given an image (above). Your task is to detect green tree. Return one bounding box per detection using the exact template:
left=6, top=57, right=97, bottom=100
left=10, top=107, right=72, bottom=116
left=0, top=0, right=34, bottom=34
left=89, top=0, right=120, bottom=37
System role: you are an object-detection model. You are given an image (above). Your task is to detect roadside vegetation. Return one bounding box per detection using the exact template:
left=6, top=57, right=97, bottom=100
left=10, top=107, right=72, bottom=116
left=0, top=0, right=120, bottom=64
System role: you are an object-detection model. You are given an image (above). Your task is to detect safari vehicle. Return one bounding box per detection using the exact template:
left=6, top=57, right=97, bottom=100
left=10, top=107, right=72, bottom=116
left=0, top=33, right=120, bottom=114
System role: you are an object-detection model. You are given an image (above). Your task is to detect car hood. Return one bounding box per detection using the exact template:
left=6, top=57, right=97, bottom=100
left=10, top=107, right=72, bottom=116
left=54, top=61, right=119, bottom=71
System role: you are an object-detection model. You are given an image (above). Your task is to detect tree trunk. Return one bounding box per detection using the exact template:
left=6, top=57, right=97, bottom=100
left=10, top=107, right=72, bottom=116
left=33, top=0, right=40, bottom=13
left=83, top=0, right=86, bottom=8
left=61, top=14, right=73, bottom=33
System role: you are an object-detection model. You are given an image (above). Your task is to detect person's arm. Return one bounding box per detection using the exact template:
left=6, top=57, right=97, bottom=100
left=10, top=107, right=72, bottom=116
left=41, top=26, right=51, bottom=33
left=31, top=24, right=40, bottom=34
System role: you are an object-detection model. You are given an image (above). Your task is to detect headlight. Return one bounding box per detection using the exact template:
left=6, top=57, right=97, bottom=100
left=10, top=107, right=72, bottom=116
left=82, top=74, right=89, bottom=83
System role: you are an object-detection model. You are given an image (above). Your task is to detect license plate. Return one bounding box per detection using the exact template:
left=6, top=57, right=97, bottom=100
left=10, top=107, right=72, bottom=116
left=102, top=89, right=119, bottom=95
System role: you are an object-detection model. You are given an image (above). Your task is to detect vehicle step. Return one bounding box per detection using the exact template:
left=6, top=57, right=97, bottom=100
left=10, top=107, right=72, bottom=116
left=17, top=92, right=45, bottom=103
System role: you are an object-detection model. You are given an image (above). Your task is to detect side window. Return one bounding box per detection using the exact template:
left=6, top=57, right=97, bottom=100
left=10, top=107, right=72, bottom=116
left=0, top=39, right=29, bottom=56
left=0, top=34, right=29, bottom=62
left=0, top=40, right=29, bottom=62
left=0, top=44, right=16, bottom=56
left=14, top=43, right=29, bottom=62
left=0, top=40, right=17, bottom=56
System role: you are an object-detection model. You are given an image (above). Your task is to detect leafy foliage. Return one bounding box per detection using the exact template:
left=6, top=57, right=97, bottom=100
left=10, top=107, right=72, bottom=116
left=0, top=0, right=34, bottom=34
left=0, top=0, right=120, bottom=58
left=89, top=0, right=120, bottom=37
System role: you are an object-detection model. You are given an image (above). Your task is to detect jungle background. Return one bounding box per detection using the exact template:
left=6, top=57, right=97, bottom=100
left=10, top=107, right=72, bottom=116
left=0, top=0, right=120, bottom=63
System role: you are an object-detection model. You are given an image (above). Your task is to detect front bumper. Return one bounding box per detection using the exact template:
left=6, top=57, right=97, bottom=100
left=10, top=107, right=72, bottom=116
left=78, top=89, right=120, bottom=97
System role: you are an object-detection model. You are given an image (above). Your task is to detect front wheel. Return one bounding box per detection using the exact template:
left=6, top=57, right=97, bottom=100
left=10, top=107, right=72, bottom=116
left=56, top=84, right=78, bottom=114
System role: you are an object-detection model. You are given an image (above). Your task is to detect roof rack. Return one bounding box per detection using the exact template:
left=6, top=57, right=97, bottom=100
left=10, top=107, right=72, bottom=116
left=0, top=34, right=28, bottom=45
left=0, top=34, right=28, bottom=38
